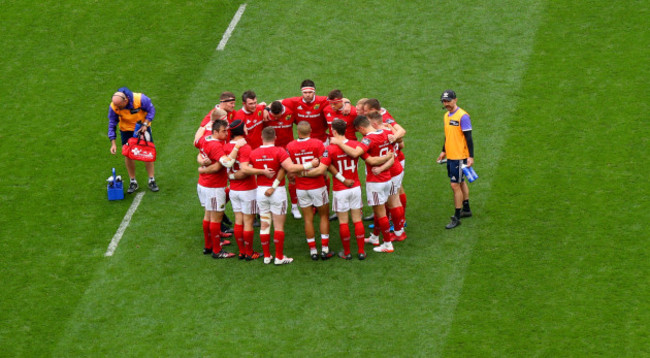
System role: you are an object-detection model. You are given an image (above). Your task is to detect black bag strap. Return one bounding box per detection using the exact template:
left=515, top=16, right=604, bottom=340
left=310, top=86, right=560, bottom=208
left=136, top=132, right=149, bottom=146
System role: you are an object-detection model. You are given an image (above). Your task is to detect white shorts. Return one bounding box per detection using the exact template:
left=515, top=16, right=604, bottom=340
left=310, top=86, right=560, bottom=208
left=390, top=171, right=404, bottom=195
left=230, top=189, right=258, bottom=215
left=400, top=159, right=405, bottom=169
left=297, top=186, right=329, bottom=208
left=197, top=184, right=227, bottom=212
left=256, top=186, right=288, bottom=216
left=332, top=186, right=363, bottom=212
left=365, top=181, right=392, bottom=206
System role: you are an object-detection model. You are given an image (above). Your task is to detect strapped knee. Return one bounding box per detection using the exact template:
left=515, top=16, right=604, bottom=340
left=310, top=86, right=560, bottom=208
left=260, top=213, right=272, bottom=235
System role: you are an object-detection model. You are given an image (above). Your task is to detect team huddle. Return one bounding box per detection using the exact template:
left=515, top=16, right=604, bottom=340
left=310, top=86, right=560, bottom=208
left=194, top=80, right=408, bottom=265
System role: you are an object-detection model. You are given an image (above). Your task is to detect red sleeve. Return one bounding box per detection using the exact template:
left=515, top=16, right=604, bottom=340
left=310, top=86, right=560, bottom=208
left=194, top=135, right=204, bottom=149
left=361, top=152, right=369, bottom=160
left=358, top=137, right=370, bottom=153
left=282, top=98, right=296, bottom=111
left=201, top=110, right=213, bottom=126
left=321, top=145, right=334, bottom=166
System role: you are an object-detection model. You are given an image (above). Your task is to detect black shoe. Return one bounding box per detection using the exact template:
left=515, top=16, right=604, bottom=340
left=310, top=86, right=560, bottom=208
left=358, top=253, right=366, bottom=260
left=460, top=210, right=472, bottom=218
left=222, top=214, right=233, bottom=226
left=212, top=250, right=235, bottom=259
left=445, top=216, right=461, bottom=229
left=245, top=252, right=261, bottom=261
left=203, top=248, right=213, bottom=255
left=127, top=181, right=139, bottom=194
left=238, top=253, right=246, bottom=260
left=329, top=213, right=338, bottom=222
left=338, top=251, right=352, bottom=260
left=321, top=251, right=334, bottom=260
left=363, top=214, right=375, bottom=221
left=221, top=223, right=233, bottom=234
left=148, top=180, right=159, bottom=192
left=311, top=253, right=319, bottom=261
left=253, top=215, right=261, bottom=228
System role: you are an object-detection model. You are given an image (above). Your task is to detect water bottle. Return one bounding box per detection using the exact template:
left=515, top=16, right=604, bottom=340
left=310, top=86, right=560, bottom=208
left=133, top=122, right=142, bottom=137
left=461, top=164, right=478, bottom=183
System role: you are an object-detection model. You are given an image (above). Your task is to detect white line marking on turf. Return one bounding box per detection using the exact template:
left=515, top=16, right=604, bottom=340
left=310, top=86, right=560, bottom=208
left=216, top=3, right=247, bottom=51
left=105, top=192, right=145, bottom=257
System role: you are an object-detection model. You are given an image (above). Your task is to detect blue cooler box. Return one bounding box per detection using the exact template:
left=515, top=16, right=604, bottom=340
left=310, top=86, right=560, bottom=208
left=107, top=168, right=125, bottom=201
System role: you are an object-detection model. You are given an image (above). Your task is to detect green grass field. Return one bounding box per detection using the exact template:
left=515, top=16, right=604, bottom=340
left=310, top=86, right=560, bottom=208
left=1, top=0, right=648, bottom=356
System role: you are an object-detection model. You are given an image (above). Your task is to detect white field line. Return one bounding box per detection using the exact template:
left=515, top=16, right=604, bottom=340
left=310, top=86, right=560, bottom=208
left=216, top=4, right=247, bottom=51
left=104, top=192, right=145, bottom=257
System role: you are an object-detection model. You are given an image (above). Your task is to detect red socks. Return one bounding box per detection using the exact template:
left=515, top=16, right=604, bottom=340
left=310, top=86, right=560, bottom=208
left=274, top=231, right=285, bottom=259
left=353, top=221, right=365, bottom=254
left=378, top=216, right=391, bottom=242
left=210, top=221, right=221, bottom=252
left=260, top=233, right=271, bottom=258
left=339, top=223, right=351, bottom=255
left=234, top=224, right=244, bottom=254
left=389, top=206, right=405, bottom=232
left=203, top=220, right=211, bottom=250
left=244, top=230, right=254, bottom=256
left=373, top=216, right=381, bottom=236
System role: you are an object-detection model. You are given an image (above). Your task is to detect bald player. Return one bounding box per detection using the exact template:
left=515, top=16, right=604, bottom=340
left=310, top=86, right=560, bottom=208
left=108, top=86, right=159, bottom=193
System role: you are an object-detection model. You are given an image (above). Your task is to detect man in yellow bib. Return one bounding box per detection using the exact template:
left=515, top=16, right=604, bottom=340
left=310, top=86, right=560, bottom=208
left=436, top=90, right=474, bottom=229
left=108, top=87, right=159, bottom=193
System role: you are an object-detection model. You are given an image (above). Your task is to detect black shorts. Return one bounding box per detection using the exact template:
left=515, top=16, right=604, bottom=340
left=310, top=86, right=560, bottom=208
left=447, top=159, right=467, bottom=183
left=120, top=127, right=153, bottom=145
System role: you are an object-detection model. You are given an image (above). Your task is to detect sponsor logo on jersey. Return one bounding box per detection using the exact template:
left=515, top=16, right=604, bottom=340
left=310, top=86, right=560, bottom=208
left=449, top=120, right=460, bottom=126
left=298, top=106, right=303, bottom=110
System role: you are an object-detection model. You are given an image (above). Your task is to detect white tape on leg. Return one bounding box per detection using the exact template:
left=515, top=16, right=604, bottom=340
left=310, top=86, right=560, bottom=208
left=260, top=213, right=272, bottom=235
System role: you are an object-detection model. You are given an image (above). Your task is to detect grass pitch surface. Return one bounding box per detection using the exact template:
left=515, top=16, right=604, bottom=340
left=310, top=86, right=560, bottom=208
left=0, top=1, right=647, bottom=356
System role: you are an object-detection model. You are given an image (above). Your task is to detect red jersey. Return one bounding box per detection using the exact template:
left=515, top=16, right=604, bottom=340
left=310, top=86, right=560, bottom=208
left=263, top=106, right=295, bottom=148
left=358, top=129, right=393, bottom=183
left=282, top=96, right=329, bottom=142
left=222, top=141, right=257, bottom=191
left=233, top=104, right=266, bottom=150
left=322, top=141, right=361, bottom=191
left=380, top=108, right=405, bottom=162
left=194, top=135, right=228, bottom=188
left=382, top=128, right=404, bottom=177
left=286, top=138, right=326, bottom=190
left=249, top=145, right=290, bottom=187
left=323, top=105, right=358, bottom=141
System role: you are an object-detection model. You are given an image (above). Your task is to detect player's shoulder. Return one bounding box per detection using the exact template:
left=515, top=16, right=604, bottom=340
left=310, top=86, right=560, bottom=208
left=347, top=139, right=361, bottom=147
left=326, top=143, right=340, bottom=153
